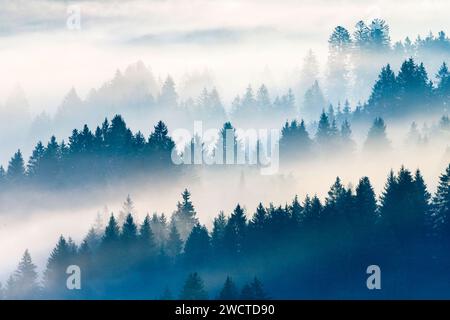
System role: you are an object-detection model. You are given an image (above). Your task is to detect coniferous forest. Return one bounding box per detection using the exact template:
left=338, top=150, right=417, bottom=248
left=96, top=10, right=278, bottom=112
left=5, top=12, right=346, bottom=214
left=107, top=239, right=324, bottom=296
left=2, top=164, right=450, bottom=299
left=1, top=3, right=450, bottom=301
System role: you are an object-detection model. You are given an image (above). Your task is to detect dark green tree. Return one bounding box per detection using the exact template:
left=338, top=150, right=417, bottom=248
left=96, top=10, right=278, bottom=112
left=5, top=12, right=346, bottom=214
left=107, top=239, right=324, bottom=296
left=184, top=223, right=211, bottom=267
left=166, top=223, right=183, bottom=259
left=180, top=272, right=208, bottom=300
left=6, top=150, right=25, bottom=183
left=218, top=276, right=239, bottom=300
left=172, top=189, right=198, bottom=241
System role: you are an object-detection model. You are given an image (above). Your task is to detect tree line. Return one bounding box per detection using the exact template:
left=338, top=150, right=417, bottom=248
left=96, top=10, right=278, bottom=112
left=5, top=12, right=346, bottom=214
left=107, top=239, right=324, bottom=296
left=0, top=115, right=176, bottom=190
left=1, top=163, right=450, bottom=299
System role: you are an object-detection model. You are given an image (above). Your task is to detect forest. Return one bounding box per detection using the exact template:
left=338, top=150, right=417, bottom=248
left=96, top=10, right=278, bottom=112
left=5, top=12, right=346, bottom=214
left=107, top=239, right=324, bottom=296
left=1, top=14, right=450, bottom=300
left=1, top=163, right=449, bottom=299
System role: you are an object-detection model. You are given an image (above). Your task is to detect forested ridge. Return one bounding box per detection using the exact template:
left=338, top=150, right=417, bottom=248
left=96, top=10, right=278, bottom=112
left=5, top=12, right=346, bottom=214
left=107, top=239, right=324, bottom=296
left=1, top=164, right=449, bottom=299
left=1, top=18, right=450, bottom=300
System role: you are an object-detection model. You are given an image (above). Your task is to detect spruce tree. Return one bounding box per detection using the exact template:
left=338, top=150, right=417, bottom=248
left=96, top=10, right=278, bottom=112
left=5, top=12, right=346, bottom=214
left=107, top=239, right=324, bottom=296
left=211, top=211, right=227, bottom=255
left=44, top=236, right=75, bottom=294
left=121, top=213, right=138, bottom=243
left=316, top=111, right=331, bottom=145
left=10, top=250, right=40, bottom=299
left=172, top=189, right=198, bottom=241
left=180, top=272, right=208, bottom=300
left=184, top=224, right=211, bottom=267
left=432, top=164, right=450, bottom=239
left=139, top=214, right=157, bottom=258
left=103, top=214, right=120, bottom=245
left=6, top=150, right=25, bottom=183
left=224, top=204, right=247, bottom=258
left=364, top=117, right=390, bottom=151
left=166, top=223, right=183, bottom=259
left=218, top=276, right=239, bottom=300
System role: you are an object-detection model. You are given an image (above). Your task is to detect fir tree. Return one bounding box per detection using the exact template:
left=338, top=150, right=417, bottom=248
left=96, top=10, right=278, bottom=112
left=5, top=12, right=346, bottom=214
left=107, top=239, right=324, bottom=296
left=172, top=189, right=198, bottom=241
left=224, top=204, right=247, bottom=258
left=166, top=223, right=183, bottom=259
left=218, top=276, right=239, bottom=300
left=184, top=224, right=211, bottom=267
left=432, top=164, right=450, bottom=239
left=364, top=117, right=390, bottom=151
left=7, top=150, right=25, bottom=183
left=180, top=272, right=208, bottom=300
left=8, top=250, right=40, bottom=299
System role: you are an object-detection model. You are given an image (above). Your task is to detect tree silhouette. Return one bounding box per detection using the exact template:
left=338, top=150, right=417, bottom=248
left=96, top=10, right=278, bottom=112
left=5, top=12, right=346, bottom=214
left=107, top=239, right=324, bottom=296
left=6, top=250, right=40, bottom=299
left=172, top=189, right=198, bottom=241
left=180, top=272, right=208, bottom=300
left=218, top=276, right=239, bottom=300
left=184, top=223, right=211, bottom=268
left=166, top=223, right=183, bottom=259
left=364, top=117, right=390, bottom=152
left=6, top=150, right=25, bottom=183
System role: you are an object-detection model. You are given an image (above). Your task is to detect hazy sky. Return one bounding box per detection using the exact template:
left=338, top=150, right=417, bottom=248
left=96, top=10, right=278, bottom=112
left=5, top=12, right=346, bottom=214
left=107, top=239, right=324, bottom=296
left=0, top=0, right=449, bottom=112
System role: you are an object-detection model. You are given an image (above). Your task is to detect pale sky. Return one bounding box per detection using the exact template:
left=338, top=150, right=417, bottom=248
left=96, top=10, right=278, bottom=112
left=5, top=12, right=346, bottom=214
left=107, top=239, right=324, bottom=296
left=0, top=0, right=449, bottom=112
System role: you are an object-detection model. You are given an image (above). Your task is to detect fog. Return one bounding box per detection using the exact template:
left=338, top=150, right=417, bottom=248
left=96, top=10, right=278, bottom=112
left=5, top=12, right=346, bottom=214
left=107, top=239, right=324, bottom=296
left=1, top=0, right=450, bottom=290
left=0, top=112, right=448, bottom=283
left=1, top=0, right=450, bottom=109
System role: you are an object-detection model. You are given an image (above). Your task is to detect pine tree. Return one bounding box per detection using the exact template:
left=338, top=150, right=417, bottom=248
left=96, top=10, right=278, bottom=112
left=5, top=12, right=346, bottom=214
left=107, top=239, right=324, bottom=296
left=27, top=141, right=45, bottom=177
left=299, top=49, right=320, bottom=97
left=251, top=202, right=267, bottom=228
left=316, top=111, right=331, bottom=145
left=413, top=169, right=431, bottom=228
left=432, top=164, right=450, bottom=239
left=380, top=167, right=429, bottom=245
left=151, top=213, right=169, bottom=245
left=303, top=80, right=326, bottom=120
left=256, top=84, right=271, bottom=111
left=139, top=214, right=157, bottom=258
left=211, top=211, right=227, bottom=254
left=44, top=236, right=75, bottom=294
left=250, top=277, right=268, bottom=299
left=327, top=26, right=351, bottom=104
left=364, top=117, right=390, bottom=151
left=121, top=213, right=138, bottom=243
left=240, top=277, right=267, bottom=300
left=8, top=250, right=40, bottom=299
left=103, top=214, right=120, bottom=245
left=396, top=58, right=433, bottom=113
left=354, top=177, right=377, bottom=232
left=148, top=121, right=176, bottom=164
left=340, top=119, right=355, bottom=152
left=119, top=195, right=134, bottom=227
left=353, top=20, right=370, bottom=50
left=279, top=119, right=312, bottom=160
left=290, top=196, right=303, bottom=225
left=368, top=19, right=391, bottom=51
left=180, top=272, right=208, bottom=300
left=224, top=204, right=247, bottom=258
left=166, top=223, right=183, bottom=259
left=302, top=195, right=323, bottom=226
left=158, top=76, right=178, bottom=108
left=366, top=64, right=398, bottom=116
left=0, top=166, right=6, bottom=188
left=218, top=276, right=239, bottom=300
left=406, top=122, right=422, bottom=146
left=172, top=189, right=198, bottom=241
left=436, top=62, right=450, bottom=108
left=184, top=224, right=211, bottom=267
left=241, top=85, right=256, bottom=112
left=7, top=150, right=25, bottom=183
